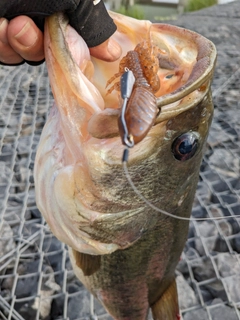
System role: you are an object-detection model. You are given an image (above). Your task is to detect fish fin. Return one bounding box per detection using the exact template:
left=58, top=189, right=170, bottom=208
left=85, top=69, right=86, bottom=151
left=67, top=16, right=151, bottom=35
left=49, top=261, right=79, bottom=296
left=151, top=279, right=180, bottom=320
left=72, top=249, right=101, bottom=276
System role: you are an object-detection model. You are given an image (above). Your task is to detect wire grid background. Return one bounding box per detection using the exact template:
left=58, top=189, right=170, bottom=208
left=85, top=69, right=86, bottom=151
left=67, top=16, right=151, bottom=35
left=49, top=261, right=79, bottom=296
left=0, top=39, right=240, bottom=320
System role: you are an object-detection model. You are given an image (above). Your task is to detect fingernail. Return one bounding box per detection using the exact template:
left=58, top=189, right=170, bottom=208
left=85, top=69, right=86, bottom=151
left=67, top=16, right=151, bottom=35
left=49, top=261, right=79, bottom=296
left=0, top=19, right=8, bottom=43
left=107, top=38, right=122, bottom=60
left=0, top=18, right=8, bottom=30
left=15, top=22, right=37, bottom=47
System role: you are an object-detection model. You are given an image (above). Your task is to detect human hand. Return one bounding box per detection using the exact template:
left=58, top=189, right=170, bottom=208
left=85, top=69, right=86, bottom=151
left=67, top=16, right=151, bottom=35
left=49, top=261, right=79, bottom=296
left=0, top=15, right=121, bottom=65
left=0, top=16, right=44, bottom=65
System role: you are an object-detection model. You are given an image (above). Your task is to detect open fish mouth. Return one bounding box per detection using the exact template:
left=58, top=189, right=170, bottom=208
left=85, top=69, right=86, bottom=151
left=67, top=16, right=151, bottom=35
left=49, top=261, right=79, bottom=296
left=34, top=12, right=216, bottom=256
left=44, top=11, right=216, bottom=141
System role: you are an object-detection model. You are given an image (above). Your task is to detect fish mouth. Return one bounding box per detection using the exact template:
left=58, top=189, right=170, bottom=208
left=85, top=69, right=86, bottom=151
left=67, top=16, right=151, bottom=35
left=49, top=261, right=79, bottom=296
left=44, top=12, right=216, bottom=144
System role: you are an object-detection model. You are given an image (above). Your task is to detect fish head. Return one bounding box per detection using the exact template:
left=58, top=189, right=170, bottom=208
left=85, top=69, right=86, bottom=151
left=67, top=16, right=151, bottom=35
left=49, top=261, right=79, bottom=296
left=34, top=12, right=216, bottom=255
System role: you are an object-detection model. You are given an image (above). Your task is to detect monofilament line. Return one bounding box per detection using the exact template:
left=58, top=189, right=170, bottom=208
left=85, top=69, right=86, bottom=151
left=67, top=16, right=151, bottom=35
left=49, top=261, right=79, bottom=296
left=122, top=155, right=240, bottom=222
left=212, top=66, right=240, bottom=99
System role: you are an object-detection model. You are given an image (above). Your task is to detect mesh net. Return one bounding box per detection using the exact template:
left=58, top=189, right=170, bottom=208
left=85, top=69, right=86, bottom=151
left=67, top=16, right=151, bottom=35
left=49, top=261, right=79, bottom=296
left=0, top=49, right=240, bottom=320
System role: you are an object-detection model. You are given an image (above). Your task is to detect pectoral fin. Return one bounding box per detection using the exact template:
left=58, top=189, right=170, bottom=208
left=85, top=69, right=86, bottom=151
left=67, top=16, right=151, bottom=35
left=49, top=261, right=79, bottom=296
left=72, top=249, right=101, bottom=276
left=151, top=279, right=180, bottom=320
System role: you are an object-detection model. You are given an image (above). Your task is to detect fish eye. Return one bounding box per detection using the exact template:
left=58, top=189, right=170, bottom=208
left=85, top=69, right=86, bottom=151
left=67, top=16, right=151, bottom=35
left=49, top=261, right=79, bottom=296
left=172, top=132, right=199, bottom=161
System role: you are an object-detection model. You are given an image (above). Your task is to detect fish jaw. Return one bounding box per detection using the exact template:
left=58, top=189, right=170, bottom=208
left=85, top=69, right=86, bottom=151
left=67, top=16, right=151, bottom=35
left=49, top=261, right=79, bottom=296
left=34, top=12, right=216, bottom=257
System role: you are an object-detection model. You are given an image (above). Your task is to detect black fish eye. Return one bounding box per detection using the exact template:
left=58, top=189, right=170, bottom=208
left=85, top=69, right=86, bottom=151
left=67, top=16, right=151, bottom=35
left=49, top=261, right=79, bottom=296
left=172, top=132, right=199, bottom=161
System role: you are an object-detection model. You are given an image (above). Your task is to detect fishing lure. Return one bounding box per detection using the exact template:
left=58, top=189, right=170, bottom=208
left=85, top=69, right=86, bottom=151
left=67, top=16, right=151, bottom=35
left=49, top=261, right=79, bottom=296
left=106, top=40, right=161, bottom=147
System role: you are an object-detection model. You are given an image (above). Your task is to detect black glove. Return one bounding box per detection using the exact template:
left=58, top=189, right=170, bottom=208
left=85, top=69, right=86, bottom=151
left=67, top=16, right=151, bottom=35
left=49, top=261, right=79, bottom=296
left=0, top=0, right=117, bottom=65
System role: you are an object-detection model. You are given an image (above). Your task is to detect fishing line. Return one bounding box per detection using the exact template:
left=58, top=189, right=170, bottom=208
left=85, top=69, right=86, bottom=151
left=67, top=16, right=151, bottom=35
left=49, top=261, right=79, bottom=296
left=212, top=66, right=240, bottom=99
left=122, top=149, right=240, bottom=222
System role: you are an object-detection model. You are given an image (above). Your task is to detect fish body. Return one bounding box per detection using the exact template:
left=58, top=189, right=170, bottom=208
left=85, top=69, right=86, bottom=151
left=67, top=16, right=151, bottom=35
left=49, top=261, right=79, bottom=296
left=34, top=12, right=216, bottom=320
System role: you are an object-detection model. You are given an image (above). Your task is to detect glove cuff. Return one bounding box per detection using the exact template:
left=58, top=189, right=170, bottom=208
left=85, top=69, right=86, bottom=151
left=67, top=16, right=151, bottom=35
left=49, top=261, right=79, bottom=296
left=69, top=0, right=117, bottom=47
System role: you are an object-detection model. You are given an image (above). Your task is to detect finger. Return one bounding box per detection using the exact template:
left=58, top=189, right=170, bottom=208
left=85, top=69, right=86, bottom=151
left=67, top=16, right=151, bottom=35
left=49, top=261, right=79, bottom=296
left=7, top=16, right=44, bottom=63
left=89, top=38, right=122, bottom=62
left=0, top=18, right=23, bottom=64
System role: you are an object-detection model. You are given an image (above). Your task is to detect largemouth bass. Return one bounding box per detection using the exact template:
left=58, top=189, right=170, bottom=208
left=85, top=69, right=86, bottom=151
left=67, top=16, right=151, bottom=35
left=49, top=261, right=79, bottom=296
left=34, top=12, right=216, bottom=320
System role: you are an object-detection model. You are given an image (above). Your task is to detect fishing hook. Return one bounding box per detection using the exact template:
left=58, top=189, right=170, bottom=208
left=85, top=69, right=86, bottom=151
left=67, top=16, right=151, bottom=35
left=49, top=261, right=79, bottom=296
left=120, top=68, right=135, bottom=149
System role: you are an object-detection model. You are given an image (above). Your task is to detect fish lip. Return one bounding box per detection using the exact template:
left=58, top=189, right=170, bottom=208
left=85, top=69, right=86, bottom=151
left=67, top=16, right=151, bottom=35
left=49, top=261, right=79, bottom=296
left=156, top=80, right=212, bottom=124
left=95, top=21, right=217, bottom=127
left=153, top=23, right=216, bottom=122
